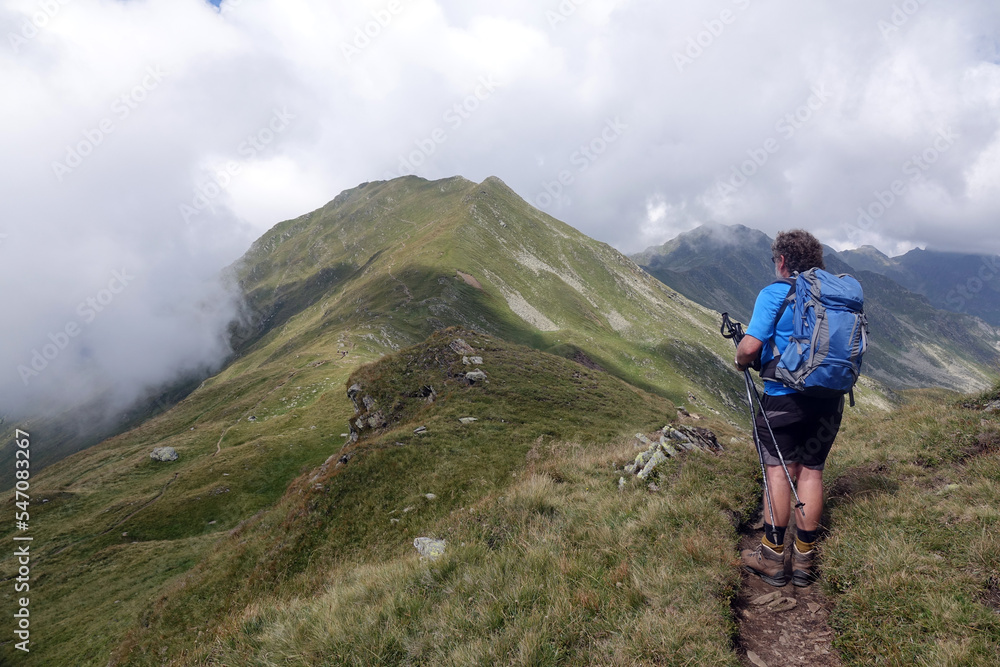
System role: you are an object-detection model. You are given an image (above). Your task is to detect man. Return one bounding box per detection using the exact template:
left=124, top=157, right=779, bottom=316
left=734, top=229, right=844, bottom=587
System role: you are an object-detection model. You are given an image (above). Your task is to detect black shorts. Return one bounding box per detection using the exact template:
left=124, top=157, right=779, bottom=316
left=753, top=393, right=844, bottom=470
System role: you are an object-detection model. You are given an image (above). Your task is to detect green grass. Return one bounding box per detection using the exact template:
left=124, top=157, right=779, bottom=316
left=822, top=387, right=1000, bottom=666
left=106, top=328, right=738, bottom=666
left=199, top=436, right=761, bottom=666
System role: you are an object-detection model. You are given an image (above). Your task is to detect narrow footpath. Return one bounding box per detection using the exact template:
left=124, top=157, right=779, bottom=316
left=734, top=513, right=841, bottom=667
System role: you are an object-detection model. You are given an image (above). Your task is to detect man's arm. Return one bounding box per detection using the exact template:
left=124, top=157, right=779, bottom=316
left=735, top=334, right=763, bottom=371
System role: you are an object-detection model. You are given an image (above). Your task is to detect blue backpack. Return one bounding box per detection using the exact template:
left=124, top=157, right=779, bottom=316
left=764, top=268, right=868, bottom=405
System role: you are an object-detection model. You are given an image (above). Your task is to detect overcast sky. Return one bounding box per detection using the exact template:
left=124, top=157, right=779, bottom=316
left=2, top=0, right=999, bottom=418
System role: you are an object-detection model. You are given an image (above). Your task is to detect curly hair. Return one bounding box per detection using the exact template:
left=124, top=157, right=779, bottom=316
left=772, top=229, right=825, bottom=274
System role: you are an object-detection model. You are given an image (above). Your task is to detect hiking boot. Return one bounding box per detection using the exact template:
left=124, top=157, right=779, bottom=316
left=792, top=544, right=818, bottom=587
left=741, top=543, right=787, bottom=587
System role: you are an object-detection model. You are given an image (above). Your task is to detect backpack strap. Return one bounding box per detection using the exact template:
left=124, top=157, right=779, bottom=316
left=759, top=277, right=796, bottom=380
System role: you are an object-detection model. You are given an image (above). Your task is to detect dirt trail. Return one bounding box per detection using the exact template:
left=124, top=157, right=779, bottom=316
left=734, top=514, right=841, bottom=667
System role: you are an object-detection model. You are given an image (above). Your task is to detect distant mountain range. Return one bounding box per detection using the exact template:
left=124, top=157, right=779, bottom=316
left=838, top=245, right=1000, bottom=326
left=633, top=223, right=1000, bottom=392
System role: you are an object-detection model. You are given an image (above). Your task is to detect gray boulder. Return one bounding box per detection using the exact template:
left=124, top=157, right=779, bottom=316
left=150, top=447, right=178, bottom=462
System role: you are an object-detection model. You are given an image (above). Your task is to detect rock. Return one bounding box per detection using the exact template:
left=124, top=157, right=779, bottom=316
left=459, top=417, right=478, bottom=424
left=366, top=411, right=387, bottom=429
left=623, top=463, right=637, bottom=475
left=465, top=370, right=488, bottom=383
left=661, top=443, right=680, bottom=457
left=635, top=433, right=653, bottom=446
left=751, top=591, right=782, bottom=606
left=414, top=426, right=428, bottom=434
left=362, top=395, right=377, bottom=411
left=469, top=356, right=483, bottom=365
left=768, top=597, right=798, bottom=612
left=647, top=483, right=660, bottom=492
left=413, top=537, right=446, bottom=561
left=347, top=383, right=362, bottom=412
left=618, top=476, right=626, bottom=490
left=984, top=400, right=1000, bottom=412
left=150, top=447, right=178, bottom=462
left=808, top=602, right=822, bottom=614
left=247, top=416, right=256, bottom=422
left=450, top=339, right=476, bottom=355
left=746, top=650, right=769, bottom=667
left=424, top=493, right=437, bottom=500
left=637, top=450, right=667, bottom=480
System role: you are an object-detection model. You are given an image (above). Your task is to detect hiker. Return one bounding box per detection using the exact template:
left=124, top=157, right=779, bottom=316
left=734, top=230, right=846, bottom=587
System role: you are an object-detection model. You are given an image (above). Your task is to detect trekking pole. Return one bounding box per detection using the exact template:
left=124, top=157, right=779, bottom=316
left=746, top=375, right=806, bottom=518
left=721, top=313, right=777, bottom=531
left=721, top=314, right=806, bottom=519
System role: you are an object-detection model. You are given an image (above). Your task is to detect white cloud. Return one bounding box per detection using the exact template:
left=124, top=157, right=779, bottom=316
left=3, top=0, right=1000, bottom=419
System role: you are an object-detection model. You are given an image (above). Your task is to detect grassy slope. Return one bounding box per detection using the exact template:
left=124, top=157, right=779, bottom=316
left=109, top=329, right=764, bottom=665
left=228, top=175, right=753, bottom=415
left=119, top=376, right=1000, bottom=667
left=822, top=387, right=1000, bottom=665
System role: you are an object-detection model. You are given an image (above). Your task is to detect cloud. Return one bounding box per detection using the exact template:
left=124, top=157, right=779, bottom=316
left=2, top=0, right=1000, bottom=419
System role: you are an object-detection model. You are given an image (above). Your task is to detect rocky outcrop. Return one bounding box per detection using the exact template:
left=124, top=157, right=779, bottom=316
left=622, top=425, right=722, bottom=482
left=346, top=332, right=491, bottom=442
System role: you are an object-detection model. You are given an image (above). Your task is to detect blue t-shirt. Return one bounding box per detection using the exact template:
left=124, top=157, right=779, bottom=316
left=746, top=281, right=796, bottom=396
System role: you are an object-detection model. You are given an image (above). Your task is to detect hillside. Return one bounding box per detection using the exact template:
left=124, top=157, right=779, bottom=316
left=634, top=224, right=1000, bottom=392
left=1, top=176, right=819, bottom=665
left=110, top=328, right=764, bottom=665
